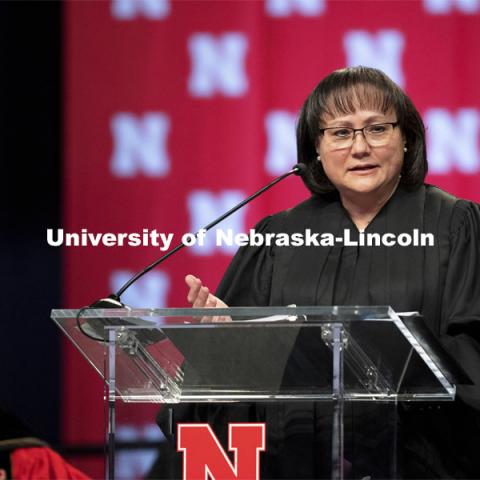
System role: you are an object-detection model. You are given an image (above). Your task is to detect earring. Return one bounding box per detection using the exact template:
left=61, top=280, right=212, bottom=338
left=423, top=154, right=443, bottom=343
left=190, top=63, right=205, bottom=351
left=403, top=146, right=408, bottom=153
left=317, top=155, right=321, bottom=161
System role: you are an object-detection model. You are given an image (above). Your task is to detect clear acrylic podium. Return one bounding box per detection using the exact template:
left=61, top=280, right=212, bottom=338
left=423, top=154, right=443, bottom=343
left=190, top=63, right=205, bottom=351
left=52, top=306, right=458, bottom=480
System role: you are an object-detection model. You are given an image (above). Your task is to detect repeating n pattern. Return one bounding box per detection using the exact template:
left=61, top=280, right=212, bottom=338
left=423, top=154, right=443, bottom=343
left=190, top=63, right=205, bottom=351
left=63, top=1, right=480, bottom=477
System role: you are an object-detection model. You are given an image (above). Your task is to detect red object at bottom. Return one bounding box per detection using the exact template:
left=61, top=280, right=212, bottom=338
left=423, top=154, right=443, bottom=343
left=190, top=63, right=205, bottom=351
left=11, top=447, right=91, bottom=480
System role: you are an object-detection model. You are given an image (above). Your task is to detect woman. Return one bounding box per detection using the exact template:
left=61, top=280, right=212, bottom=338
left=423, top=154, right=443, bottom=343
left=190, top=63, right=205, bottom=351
left=160, top=67, right=480, bottom=479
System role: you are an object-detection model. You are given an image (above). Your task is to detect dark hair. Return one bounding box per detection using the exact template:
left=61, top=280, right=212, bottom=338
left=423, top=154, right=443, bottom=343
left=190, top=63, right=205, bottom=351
left=296, top=66, right=428, bottom=194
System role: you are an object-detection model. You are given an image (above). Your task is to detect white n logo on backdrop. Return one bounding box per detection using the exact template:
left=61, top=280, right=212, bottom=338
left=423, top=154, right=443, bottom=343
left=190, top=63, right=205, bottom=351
left=423, top=0, right=480, bottom=13
left=264, top=111, right=297, bottom=175
left=343, top=30, right=406, bottom=87
left=110, top=113, right=170, bottom=178
left=110, top=270, right=170, bottom=307
left=188, top=33, right=249, bottom=97
left=187, top=190, right=247, bottom=255
left=425, top=108, right=480, bottom=174
left=111, top=0, right=170, bottom=19
left=265, top=0, right=326, bottom=16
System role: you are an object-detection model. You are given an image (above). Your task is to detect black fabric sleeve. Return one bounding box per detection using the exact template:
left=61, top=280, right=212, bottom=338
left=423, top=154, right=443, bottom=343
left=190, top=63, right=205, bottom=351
left=441, top=200, right=480, bottom=410
left=215, top=215, right=276, bottom=307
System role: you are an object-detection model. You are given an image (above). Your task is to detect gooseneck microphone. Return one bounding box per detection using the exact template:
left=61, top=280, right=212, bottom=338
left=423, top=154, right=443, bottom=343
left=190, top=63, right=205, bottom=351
left=89, top=163, right=306, bottom=309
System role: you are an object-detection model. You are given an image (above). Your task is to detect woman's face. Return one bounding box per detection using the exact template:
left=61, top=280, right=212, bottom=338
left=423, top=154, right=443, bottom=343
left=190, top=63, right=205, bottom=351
left=317, top=109, right=405, bottom=201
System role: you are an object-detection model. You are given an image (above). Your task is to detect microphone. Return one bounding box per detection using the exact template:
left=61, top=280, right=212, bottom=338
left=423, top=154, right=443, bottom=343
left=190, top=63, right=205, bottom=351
left=89, top=163, right=306, bottom=308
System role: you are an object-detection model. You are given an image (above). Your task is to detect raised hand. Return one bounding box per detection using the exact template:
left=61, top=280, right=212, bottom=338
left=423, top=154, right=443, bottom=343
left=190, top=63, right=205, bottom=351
left=185, top=274, right=230, bottom=322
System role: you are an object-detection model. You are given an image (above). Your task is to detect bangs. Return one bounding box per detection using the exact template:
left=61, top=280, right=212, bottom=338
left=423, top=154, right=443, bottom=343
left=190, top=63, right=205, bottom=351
left=321, top=83, right=394, bottom=121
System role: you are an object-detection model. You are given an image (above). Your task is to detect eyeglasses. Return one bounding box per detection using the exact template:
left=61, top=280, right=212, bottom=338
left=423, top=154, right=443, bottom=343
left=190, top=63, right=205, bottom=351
left=319, top=122, right=399, bottom=149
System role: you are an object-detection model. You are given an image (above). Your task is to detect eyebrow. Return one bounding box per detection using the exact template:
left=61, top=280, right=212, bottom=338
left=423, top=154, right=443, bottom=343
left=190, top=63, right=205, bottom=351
left=324, top=115, right=390, bottom=127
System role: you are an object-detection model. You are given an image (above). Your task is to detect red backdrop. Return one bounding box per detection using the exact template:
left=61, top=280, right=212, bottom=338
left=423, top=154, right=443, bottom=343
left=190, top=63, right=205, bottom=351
left=63, top=1, right=480, bottom=477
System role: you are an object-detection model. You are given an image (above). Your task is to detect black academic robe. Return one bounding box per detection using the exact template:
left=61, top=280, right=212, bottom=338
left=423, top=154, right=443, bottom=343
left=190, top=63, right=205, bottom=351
left=151, top=184, right=480, bottom=479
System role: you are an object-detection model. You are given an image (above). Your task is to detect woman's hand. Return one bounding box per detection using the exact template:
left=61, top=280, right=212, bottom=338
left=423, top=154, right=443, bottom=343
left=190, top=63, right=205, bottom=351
left=185, top=274, right=231, bottom=322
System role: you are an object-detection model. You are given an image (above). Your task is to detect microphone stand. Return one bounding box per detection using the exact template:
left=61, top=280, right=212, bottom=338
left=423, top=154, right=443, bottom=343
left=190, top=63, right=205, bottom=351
left=92, top=163, right=306, bottom=307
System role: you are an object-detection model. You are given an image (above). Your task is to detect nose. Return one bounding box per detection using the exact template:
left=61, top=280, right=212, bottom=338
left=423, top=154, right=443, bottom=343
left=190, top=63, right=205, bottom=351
left=351, top=131, right=370, bottom=156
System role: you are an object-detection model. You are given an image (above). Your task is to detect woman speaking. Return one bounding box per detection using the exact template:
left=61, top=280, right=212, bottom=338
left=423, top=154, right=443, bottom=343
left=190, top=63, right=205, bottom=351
left=163, top=66, right=480, bottom=479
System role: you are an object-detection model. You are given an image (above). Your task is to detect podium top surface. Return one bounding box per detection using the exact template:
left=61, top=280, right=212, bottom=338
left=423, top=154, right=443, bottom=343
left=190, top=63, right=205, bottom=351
left=52, top=305, right=397, bottom=321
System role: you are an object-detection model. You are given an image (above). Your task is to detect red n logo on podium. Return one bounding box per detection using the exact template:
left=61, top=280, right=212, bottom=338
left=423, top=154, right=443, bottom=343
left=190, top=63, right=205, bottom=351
left=177, top=423, right=265, bottom=480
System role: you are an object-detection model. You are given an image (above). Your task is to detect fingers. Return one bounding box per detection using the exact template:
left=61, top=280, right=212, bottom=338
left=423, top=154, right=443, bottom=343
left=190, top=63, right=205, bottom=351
left=193, top=286, right=210, bottom=308
left=185, top=274, right=221, bottom=306
left=185, top=274, right=197, bottom=288
left=185, top=274, right=215, bottom=308
left=212, top=315, right=232, bottom=323
left=185, top=273, right=231, bottom=322
left=205, top=293, right=217, bottom=307
left=201, top=315, right=231, bottom=323
left=185, top=274, right=202, bottom=304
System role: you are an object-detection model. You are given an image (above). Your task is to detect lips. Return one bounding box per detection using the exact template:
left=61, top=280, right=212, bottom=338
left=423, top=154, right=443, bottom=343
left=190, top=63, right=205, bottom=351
left=349, top=164, right=379, bottom=172
left=348, top=163, right=378, bottom=175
